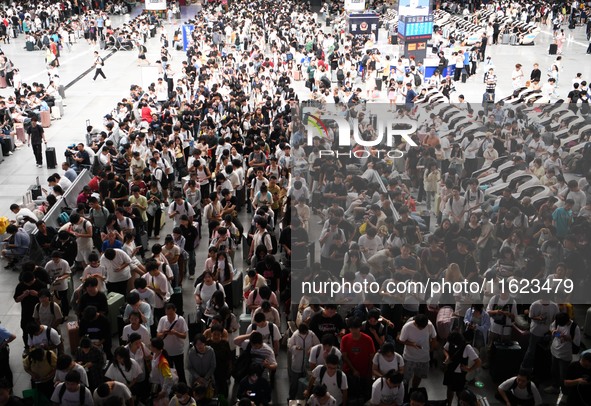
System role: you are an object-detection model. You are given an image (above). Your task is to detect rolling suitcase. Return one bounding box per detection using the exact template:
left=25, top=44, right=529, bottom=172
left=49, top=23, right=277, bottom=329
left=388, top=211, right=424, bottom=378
left=584, top=306, right=591, bottom=337
left=461, top=71, right=467, bottom=83
left=26, top=41, right=34, bottom=51
left=502, top=33, right=510, bottom=44
left=99, top=39, right=105, bottom=49
left=51, top=105, right=61, bottom=120
left=293, top=70, right=301, bottom=81
left=58, top=85, right=66, bottom=99
left=490, top=340, right=522, bottom=383
left=169, top=286, right=184, bottom=316
left=375, top=77, right=382, bottom=91
left=509, top=34, right=517, bottom=45
left=40, top=110, right=51, bottom=127
left=45, top=147, right=57, bottom=169
left=549, top=43, right=558, bottom=55
left=106, top=292, right=125, bottom=336
left=0, top=76, right=6, bottom=88
left=232, top=270, right=243, bottom=309
left=67, top=321, right=80, bottom=354
left=186, top=312, right=202, bottom=342
left=28, top=184, right=42, bottom=200
left=239, top=313, right=251, bottom=334
left=1, top=136, right=13, bottom=156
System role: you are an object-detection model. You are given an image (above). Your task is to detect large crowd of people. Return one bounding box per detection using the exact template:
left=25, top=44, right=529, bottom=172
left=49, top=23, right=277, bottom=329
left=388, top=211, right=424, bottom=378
left=0, top=0, right=591, bottom=405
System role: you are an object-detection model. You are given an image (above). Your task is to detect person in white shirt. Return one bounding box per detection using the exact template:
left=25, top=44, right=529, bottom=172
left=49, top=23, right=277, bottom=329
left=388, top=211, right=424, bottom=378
left=308, top=383, right=338, bottom=406
left=122, top=311, right=151, bottom=347
left=309, top=335, right=343, bottom=370
left=498, top=372, right=543, bottom=406
left=27, top=322, right=61, bottom=351
left=246, top=312, right=281, bottom=355
left=486, top=292, right=518, bottom=351
left=372, top=342, right=405, bottom=378
left=168, top=193, right=195, bottom=227
left=50, top=370, right=93, bottom=406
left=443, top=332, right=481, bottom=405
left=156, top=303, right=188, bottom=385
left=101, top=248, right=132, bottom=296
left=398, top=314, right=437, bottom=388
left=93, top=381, right=133, bottom=406
left=370, top=370, right=405, bottom=406
left=287, top=323, right=320, bottom=400
left=45, top=250, right=72, bottom=316
left=307, top=354, right=348, bottom=406
left=54, top=354, right=89, bottom=388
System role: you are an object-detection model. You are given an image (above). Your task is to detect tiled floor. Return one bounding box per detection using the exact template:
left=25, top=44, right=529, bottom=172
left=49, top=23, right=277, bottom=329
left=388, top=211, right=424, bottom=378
left=0, top=4, right=590, bottom=405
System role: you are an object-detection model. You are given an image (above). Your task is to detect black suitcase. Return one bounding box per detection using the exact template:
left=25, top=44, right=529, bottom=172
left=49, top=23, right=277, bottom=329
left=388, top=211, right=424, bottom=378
left=1, top=136, right=13, bottom=156
left=320, top=76, right=331, bottom=89
left=99, top=39, right=105, bottom=49
left=28, top=184, right=42, bottom=200
left=569, top=21, right=576, bottom=29
left=169, top=286, right=183, bottom=316
left=549, top=43, right=558, bottom=55
left=375, top=78, right=383, bottom=91
left=490, top=340, right=522, bottom=383
left=45, top=147, right=57, bottom=168
left=461, top=72, right=467, bottom=83
left=26, top=41, right=34, bottom=51
left=186, top=312, right=202, bottom=343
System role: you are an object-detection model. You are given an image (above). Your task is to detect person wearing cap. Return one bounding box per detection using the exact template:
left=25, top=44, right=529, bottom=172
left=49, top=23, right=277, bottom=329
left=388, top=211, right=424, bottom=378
left=564, top=350, right=591, bottom=405
left=26, top=116, right=46, bottom=168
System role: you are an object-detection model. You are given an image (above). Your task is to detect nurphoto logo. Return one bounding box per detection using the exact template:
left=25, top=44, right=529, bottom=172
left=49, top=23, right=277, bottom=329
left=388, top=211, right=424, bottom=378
left=302, top=104, right=418, bottom=159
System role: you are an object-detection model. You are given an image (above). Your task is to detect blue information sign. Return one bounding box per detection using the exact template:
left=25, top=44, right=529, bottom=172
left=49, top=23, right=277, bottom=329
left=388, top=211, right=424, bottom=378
left=182, top=24, right=195, bottom=51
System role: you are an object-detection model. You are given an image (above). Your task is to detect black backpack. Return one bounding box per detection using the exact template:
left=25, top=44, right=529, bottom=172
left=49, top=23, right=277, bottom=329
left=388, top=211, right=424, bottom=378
left=337, top=69, right=345, bottom=81
left=262, top=231, right=278, bottom=254
left=414, top=73, right=422, bottom=87
left=250, top=321, right=275, bottom=343
left=58, top=382, right=86, bottom=404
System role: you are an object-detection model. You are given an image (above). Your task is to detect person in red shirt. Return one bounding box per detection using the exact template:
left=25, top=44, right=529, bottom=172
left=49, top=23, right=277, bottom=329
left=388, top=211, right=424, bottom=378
left=340, top=317, right=376, bottom=403
left=88, top=172, right=103, bottom=193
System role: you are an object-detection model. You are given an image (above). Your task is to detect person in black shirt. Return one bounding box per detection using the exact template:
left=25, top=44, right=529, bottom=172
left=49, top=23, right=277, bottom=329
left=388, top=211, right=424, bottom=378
left=14, top=271, right=47, bottom=351
left=34, top=220, right=57, bottom=256
left=497, top=188, right=521, bottom=223
left=78, top=277, right=109, bottom=317
left=323, top=173, right=347, bottom=209
left=447, top=237, right=479, bottom=279
left=26, top=117, right=46, bottom=168
left=564, top=352, right=591, bottom=406
left=530, top=63, right=541, bottom=82
left=51, top=230, right=78, bottom=266
left=280, top=217, right=309, bottom=271
left=394, top=206, right=421, bottom=246
left=79, top=305, right=112, bottom=360
left=309, top=305, right=346, bottom=346
left=179, top=215, right=199, bottom=279
left=256, top=254, right=281, bottom=293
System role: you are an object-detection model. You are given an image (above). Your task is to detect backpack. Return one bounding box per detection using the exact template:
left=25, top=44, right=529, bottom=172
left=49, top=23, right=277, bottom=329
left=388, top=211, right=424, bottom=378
left=173, top=200, right=189, bottom=214
left=58, top=211, right=70, bottom=226
left=262, top=231, right=278, bottom=254
left=34, top=302, right=63, bottom=324
left=570, top=322, right=580, bottom=354
left=337, top=68, right=345, bottom=81
left=197, top=281, right=222, bottom=295
left=58, top=382, right=86, bottom=404
left=232, top=343, right=252, bottom=381
left=509, top=377, right=533, bottom=397
left=286, top=52, right=293, bottom=61
left=414, top=73, right=422, bottom=87
left=489, top=295, right=513, bottom=325
left=319, top=365, right=343, bottom=388
left=250, top=321, right=275, bottom=343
